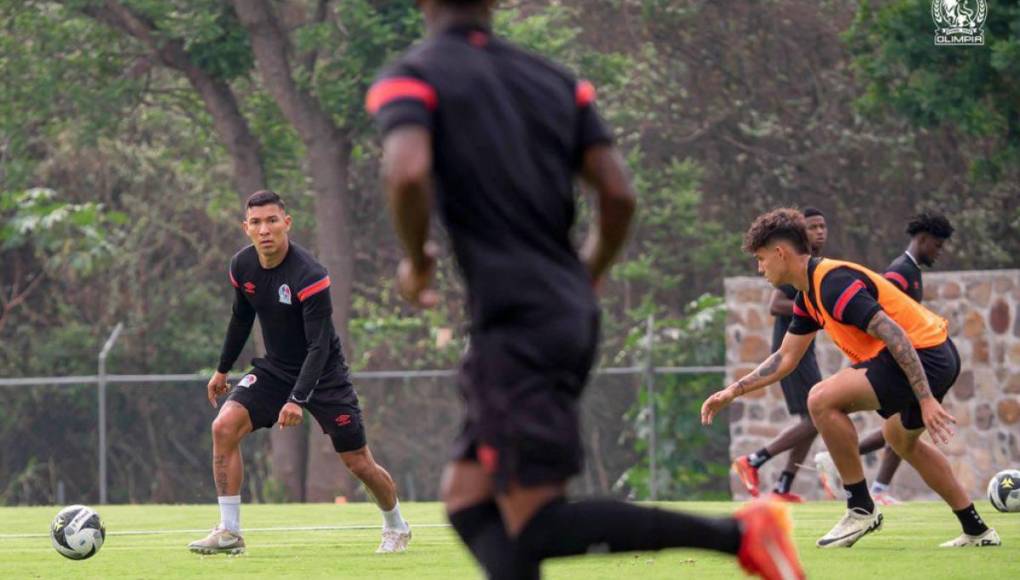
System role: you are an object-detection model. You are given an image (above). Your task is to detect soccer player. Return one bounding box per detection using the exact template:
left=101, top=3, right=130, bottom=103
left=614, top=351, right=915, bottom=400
left=367, top=1, right=804, bottom=578
left=188, top=190, right=411, bottom=555
left=702, top=208, right=999, bottom=549
left=815, top=211, right=955, bottom=505
left=733, top=206, right=827, bottom=502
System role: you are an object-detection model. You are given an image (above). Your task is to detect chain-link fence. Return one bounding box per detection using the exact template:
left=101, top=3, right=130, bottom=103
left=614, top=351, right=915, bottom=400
left=0, top=323, right=728, bottom=505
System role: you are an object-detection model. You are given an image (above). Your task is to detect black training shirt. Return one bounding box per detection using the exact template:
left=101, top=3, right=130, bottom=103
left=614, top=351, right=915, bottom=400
left=217, top=242, right=349, bottom=403
left=884, top=252, right=923, bottom=303
left=368, top=24, right=613, bottom=330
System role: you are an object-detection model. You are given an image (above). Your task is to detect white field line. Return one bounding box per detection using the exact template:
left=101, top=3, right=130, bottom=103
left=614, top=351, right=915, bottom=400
left=0, top=523, right=451, bottom=540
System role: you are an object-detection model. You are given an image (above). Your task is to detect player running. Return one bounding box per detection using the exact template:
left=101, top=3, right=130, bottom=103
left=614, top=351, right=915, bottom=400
left=702, top=208, right=999, bottom=549
left=815, top=211, right=955, bottom=505
left=733, top=206, right=828, bottom=502
left=188, top=190, right=411, bottom=555
left=367, top=1, right=804, bottom=578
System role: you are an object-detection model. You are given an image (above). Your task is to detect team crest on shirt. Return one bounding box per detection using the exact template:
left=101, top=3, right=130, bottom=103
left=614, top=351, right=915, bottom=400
left=278, top=284, right=292, bottom=305
left=238, top=374, right=258, bottom=388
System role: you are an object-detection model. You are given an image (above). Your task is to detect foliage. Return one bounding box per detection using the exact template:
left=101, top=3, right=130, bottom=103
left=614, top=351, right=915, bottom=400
left=617, top=294, right=730, bottom=500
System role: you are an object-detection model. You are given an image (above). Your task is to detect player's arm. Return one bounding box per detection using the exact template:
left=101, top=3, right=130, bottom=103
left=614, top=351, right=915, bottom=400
left=278, top=275, right=334, bottom=427
left=579, top=145, right=636, bottom=285
left=768, top=288, right=795, bottom=316
left=866, top=311, right=955, bottom=442
left=700, top=330, right=815, bottom=425
left=210, top=274, right=256, bottom=408
left=368, top=72, right=439, bottom=308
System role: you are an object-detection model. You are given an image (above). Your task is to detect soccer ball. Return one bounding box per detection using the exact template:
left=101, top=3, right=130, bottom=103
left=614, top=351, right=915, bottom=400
left=50, top=505, right=106, bottom=560
left=987, top=469, right=1020, bottom=513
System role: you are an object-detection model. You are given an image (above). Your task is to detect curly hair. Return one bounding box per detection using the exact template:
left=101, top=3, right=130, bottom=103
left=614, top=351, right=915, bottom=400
left=743, top=208, right=810, bottom=254
left=906, top=211, right=954, bottom=239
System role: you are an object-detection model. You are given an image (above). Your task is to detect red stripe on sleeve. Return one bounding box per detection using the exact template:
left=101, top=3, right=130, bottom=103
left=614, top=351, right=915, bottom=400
left=792, top=303, right=809, bottom=318
left=833, top=280, right=865, bottom=322
left=576, top=80, right=596, bottom=107
left=229, top=269, right=239, bottom=288
left=365, top=78, right=437, bottom=115
left=298, top=276, right=331, bottom=302
left=884, top=271, right=908, bottom=291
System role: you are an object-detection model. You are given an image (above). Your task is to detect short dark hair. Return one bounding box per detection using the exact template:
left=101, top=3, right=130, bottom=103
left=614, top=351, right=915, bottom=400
left=743, top=208, right=810, bottom=254
left=246, top=190, right=286, bottom=211
left=802, top=206, right=824, bottom=219
left=906, top=211, right=953, bottom=239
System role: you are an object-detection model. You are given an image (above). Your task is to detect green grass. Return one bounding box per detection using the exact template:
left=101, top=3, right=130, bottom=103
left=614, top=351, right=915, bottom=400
left=0, top=502, right=1017, bottom=579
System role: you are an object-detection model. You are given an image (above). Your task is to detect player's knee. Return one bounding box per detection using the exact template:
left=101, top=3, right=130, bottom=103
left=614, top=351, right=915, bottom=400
left=341, top=449, right=375, bottom=479
left=211, top=414, right=243, bottom=444
left=807, top=386, right=830, bottom=421
left=882, top=421, right=914, bottom=457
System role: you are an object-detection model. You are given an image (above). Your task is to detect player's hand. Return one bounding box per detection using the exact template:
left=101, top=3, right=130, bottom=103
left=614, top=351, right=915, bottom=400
left=206, top=371, right=230, bottom=408
left=701, top=386, right=737, bottom=426
left=277, top=402, right=304, bottom=429
left=397, top=241, right=439, bottom=308
left=920, top=398, right=956, bottom=445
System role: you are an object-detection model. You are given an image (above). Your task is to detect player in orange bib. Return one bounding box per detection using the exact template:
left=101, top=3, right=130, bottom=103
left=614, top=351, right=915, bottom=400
left=701, top=208, right=1000, bottom=549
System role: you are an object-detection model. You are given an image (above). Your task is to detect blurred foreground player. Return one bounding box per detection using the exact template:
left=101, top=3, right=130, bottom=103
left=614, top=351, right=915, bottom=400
left=368, top=1, right=803, bottom=578
left=815, top=211, right=955, bottom=505
left=189, top=191, right=410, bottom=555
left=702, top=209, right=998, bottom=549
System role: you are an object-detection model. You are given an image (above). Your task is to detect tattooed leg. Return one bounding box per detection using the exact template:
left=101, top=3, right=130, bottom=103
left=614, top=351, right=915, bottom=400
left=211, top=401, right=252, bottom=496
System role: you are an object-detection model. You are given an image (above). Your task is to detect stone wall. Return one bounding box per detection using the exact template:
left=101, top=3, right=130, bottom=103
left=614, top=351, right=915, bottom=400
left=724, top=269, right=1020, bottom=500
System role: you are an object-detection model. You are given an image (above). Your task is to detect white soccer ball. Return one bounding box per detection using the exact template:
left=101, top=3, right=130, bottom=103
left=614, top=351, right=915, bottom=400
left=50, top=504, right=106, bottom=560
left=987, top=469, right=1020, bottom=513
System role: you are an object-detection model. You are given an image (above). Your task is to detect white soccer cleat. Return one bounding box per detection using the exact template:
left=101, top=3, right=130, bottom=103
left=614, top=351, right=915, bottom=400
left=816, top=508, right=883, bottom=548
left=376, top=526, right=412, bottom=553
left=939, top=528, right=1001, bottom=547
left=187, top=526, right=246, bottom=555
left=814, top=452, right=842, bottom=500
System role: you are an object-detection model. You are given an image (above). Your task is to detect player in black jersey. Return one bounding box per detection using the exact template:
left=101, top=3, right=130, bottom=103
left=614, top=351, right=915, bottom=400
left=733, top=207, right=827, bottom=502
left=815, top=211, right=955, bottom=504
left=188, top=191, right=411, bottom=555
left=368, top=2, right=803, bottom=579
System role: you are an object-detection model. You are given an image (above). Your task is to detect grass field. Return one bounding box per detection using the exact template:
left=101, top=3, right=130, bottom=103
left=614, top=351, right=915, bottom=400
left=1, top=501, right=1017, bottom=579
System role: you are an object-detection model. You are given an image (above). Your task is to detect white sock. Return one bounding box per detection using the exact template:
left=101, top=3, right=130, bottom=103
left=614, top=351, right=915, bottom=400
left=870, top=482, right=889, bottom=494
left=218, top=495, right=241, bottom=533
left=381, top=500, right=409, bottom=532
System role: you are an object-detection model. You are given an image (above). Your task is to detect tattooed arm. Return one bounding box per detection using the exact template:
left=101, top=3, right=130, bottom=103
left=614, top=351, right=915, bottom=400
left=866, top=310, right=957, bottom=442
left=701, top=331, right=815, bottom=425
left=865, top=310, right=931, bottom=400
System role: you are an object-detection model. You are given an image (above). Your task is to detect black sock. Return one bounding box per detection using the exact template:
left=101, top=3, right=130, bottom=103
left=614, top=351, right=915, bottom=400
left=774, top=471, right=796, bottom=494
left=844, top=480, right=874, bottom=513
left=953, top=503, right=989, bottom=536
left=515, top=498, right=742, bottom=569
left=448, top=502, right=538, bottom=580
left=747, top=448, right=772, bottom=468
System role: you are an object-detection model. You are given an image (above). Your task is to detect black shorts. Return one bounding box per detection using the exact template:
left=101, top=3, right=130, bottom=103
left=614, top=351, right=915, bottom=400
left=452, top=312, right=599, bottom=490
left=226, top=367, right=366, bottom=453
left=779, top=346, right=821, bottom=416
left=853, top=338, right=960, bottom=430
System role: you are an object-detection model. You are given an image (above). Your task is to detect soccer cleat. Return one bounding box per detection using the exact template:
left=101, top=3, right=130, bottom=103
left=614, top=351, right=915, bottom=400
left=939, top=528, right=1001, bottom=548
left=816, top=508, right=883, bottom=548
left=733, top=456, right=761, bottom=498
left=770, top=491, right=805, bottom=503
left=376, top=526, right=412, bottom=553
left=187, top=526, right=246, bottom=555
left=814, top=452, right=841, bottom=500
left=734, top=499, right=805, bottom=580
left=872, top=491, right=902, bottom=506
